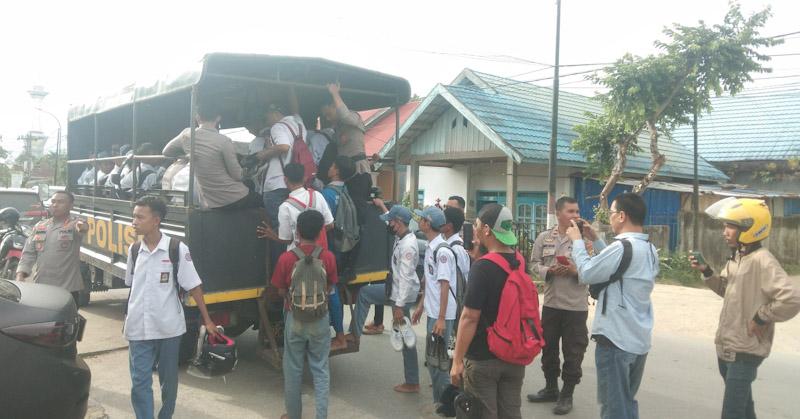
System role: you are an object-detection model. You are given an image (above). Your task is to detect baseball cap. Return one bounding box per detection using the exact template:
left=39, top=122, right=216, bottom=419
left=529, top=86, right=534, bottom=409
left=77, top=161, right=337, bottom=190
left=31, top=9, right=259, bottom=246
left=380, top=205, right=412, bottom=225
left=478, top=204, right=517, bottom=246
left=414, top=206, right=446, bottom=229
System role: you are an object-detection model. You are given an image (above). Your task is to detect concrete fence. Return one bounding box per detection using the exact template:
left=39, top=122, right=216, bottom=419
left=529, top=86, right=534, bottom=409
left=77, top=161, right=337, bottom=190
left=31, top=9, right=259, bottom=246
left=678, top=212, right=800, bottom=269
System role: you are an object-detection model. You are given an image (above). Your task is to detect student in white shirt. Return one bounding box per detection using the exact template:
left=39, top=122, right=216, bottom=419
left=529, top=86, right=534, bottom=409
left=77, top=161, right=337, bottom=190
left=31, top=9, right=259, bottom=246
left=411, top=206, right=458, bottom=407
left=256, top=163, right=333, bottom=252
left=124, top=196, right=216, bottom=419
left=443, top=207, right=471, bottom=280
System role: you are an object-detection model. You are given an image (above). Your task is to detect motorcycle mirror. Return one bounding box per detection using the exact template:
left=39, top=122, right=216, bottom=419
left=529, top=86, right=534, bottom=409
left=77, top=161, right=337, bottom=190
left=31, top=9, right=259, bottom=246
left=37, top=183, right=50, bottom=202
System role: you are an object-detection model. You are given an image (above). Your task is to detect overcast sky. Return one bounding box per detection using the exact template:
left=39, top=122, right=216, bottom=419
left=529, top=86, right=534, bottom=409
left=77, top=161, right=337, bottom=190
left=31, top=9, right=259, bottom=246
left=1, top=0, right=798, bottom=156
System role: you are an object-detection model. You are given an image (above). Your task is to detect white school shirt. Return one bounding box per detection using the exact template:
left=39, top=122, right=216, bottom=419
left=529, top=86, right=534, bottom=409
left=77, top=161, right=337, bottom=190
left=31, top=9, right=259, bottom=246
left=277, top=187, right=334, bottom=251
left=391, top=232, right=420, bottom=308
left=423, top=234, right=458, bottom=320
left=447, top=233, right=471, bottom=282
left=123, top=234, right=202, bottom=341
left=263, top=115, right=306, bottom=192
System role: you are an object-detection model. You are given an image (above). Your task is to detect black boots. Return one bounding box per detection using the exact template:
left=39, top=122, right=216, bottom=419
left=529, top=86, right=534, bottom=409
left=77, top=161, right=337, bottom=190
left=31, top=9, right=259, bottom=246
left=553, top=395, right=573, bottom=415
left=527, top=381, right=575, bottom=415
left=527, top=386, right=559, bottom=403
left=553, top=382, right=575, bottom=415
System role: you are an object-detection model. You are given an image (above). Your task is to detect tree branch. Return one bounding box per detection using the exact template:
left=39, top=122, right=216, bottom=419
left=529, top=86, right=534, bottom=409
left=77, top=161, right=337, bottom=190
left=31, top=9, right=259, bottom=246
left=633, top=120, right=666, bottom=194
left=599, top=138, right=630, bottom=210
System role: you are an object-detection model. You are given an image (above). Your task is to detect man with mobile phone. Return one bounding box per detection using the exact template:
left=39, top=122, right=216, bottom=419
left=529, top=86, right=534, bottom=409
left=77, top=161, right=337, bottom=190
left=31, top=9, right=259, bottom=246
left=527, top=196, right=604, bottom=415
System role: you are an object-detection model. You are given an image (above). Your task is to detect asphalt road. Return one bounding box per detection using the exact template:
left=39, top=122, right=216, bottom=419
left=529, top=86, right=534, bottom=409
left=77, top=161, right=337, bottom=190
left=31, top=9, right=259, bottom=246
left=79, top=287, right=800, bottom=419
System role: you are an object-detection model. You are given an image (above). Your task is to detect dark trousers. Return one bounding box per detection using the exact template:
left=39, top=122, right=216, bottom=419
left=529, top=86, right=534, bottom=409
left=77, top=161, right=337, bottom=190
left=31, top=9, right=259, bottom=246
left=216, top=190, right=262, bottom=211
left=345, top=172, right=372, bottom=224
left=718, top=353, right=764, bottom=419
left=540, top=306, right=589, bottom=385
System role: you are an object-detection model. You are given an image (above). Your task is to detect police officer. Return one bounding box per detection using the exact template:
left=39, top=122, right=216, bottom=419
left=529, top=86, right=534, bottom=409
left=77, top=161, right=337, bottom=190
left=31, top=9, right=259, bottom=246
left=527, top=196, right=601, bottom=415
left=17, top=191, right=88, bottom=305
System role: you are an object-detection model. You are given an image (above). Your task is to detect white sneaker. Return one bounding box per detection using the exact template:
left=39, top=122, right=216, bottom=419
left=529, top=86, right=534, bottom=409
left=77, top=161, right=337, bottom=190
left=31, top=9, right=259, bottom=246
left=399, top=316, right=416, bottom=349
left=390, top=324, right=405, bottom=352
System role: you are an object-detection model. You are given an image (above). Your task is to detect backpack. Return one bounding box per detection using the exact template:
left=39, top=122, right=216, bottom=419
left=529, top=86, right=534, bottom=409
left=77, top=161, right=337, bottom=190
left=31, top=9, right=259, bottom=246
left=481, top=251, right=545, bottom=366
left=138, top=169, right=155, bottom=189
left=326, top=184, right=360, bottom=253
left=284, top=190, right=329, bottom=250
left=589, top=239, right=632, bottom=315
left=277, top=121, right=317, bottom=189
left=433, top=241, right=467, bottom=329
left=125, top=237, right=181, bottom=315
left=288, top=246, right=329, bottom=322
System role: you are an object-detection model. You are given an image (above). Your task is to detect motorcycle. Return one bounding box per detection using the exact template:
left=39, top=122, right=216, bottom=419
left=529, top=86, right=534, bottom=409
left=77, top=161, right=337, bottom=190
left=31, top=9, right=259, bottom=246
left=0, top=223, right=29, bottom=280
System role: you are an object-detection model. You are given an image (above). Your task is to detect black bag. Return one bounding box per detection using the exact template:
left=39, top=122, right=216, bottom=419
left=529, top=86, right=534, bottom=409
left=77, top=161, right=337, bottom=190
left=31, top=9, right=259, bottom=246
left=454, top=390, right=482, bottom=419
left=589, top=239, right=632, bottom=315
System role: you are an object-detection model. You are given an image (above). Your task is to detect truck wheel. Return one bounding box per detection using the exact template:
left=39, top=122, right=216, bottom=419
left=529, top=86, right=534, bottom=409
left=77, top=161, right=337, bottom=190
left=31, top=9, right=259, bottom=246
left=77, top=289, right=91, bottom=308
left=1, top=258, right=18, bottom=280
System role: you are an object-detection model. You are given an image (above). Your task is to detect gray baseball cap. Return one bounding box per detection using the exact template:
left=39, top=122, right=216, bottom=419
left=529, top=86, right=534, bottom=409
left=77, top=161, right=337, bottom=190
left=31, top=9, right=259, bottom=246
left=414, top=206, right=446, bottom=229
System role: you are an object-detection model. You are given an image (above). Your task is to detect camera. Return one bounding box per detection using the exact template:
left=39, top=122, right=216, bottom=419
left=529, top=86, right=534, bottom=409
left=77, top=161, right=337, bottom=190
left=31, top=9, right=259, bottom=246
left=369, top=186, right=383, bottom=200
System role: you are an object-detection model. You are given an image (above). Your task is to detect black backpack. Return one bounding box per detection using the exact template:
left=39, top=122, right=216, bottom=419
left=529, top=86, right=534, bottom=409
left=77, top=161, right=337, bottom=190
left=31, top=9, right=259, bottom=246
left=589, top=239, right=632, bottom=315
left=124, top=237, right=181, bottom=315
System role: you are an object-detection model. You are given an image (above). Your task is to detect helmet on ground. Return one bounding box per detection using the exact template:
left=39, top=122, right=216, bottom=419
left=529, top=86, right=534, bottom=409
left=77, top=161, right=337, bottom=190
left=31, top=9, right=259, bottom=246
left=189, top=326, right=237, bottom=378
left=0, top=207, right=21, bottom=227
left=704, top=197, right=771, bottom=244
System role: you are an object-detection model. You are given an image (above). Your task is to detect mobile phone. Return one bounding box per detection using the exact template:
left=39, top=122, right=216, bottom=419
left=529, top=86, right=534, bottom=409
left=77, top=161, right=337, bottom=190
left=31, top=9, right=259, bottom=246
left=575, top=220, right=585, bottom=237
left=462, top=224, right=474, bottom=251
left=690, top=251, right=706, bottom=266
left=556, top=255, right=570, bottom=265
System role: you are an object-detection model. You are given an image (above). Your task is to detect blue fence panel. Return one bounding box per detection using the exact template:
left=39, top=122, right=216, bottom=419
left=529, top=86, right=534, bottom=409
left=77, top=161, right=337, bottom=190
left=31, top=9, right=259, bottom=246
left=785, top=198, right=800, bottom=217
left=573, top=178, right=681, bottom=251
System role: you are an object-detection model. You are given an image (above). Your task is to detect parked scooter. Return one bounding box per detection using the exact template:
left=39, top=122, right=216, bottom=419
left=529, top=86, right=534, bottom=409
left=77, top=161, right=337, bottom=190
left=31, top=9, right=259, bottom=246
left=0, top=207, right=29, bottom=280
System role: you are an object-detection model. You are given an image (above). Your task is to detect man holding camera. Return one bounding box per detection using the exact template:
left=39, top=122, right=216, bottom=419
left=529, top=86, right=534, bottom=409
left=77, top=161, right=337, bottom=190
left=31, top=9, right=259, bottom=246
left=528, top=196, right=602, bottom=415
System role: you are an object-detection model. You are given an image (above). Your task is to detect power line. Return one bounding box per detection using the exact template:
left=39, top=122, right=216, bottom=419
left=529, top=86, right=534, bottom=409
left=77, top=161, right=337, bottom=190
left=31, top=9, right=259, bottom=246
left=767, top=53, right=800, bottom=57
left=769, top=30, right=800, bottom=39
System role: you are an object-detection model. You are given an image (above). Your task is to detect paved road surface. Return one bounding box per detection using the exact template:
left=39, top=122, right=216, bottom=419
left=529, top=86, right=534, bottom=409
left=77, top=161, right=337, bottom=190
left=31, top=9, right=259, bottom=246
left=80, top=285, right=800, bottom=418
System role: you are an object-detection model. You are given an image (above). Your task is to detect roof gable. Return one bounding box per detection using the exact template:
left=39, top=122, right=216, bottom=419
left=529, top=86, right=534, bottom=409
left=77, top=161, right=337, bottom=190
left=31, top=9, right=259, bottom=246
left=382, top=69, right=728, bottom=182
left=671, top=86, right=800, bottom=162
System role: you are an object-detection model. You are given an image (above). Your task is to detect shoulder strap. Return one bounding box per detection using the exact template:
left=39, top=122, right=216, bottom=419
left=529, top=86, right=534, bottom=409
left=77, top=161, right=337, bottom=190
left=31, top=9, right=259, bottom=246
left=610, top=239, right=632, bottom=281
left=277, top=121, right=300, bottom=140
left=291, top=246, right=306, bottom=261
left=169, top=237, right=181, bottom=289
left=311, top=246, right=323, bottom=258
left=481, top=252, right=511, bottom=274
left=450, top=240, right=464, bottom=248
left=130, top=241, right=142, bottom=275
left=285, top=196, right=308, bottom=211
left=307, top=189, right=314, bottom=207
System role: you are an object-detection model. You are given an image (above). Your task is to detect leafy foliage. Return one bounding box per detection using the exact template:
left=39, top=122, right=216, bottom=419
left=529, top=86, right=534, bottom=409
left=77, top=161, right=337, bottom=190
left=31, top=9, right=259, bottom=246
left=572, top=3, right=779, bottom=208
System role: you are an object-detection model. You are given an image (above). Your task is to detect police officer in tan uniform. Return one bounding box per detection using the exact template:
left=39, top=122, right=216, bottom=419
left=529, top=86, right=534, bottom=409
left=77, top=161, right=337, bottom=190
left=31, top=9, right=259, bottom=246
left=527, top=196, right=603, bottom=415
left=17, top=191, right=88, bottom=305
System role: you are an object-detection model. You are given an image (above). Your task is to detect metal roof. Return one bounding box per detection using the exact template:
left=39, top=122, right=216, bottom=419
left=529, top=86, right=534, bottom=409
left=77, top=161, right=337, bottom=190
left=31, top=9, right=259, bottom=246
left=671, top=86, right=800, bottom=162
left=615, top=180, right=800, bottom=198
left=68, top=53, right=412, bottom=123
left=380, top=69, right=728, bottom=182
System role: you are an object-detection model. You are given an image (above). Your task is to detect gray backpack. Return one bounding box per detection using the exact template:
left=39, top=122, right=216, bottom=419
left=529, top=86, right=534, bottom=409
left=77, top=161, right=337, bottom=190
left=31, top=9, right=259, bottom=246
left=288, top=246, right=329, bottom=322
left=327, top=184, right=360, bottom=253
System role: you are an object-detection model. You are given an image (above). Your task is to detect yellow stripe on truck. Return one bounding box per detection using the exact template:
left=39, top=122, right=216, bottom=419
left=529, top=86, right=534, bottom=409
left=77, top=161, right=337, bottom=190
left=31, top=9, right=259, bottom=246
left=349, top=270, right=390, bottom=285
left=185, top=287, right=264, bottom=307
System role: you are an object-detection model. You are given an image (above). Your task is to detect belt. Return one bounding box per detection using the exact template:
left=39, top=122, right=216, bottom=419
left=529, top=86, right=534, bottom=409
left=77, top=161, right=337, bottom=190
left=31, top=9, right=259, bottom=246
left=592, top=334, right=619, bottom=349
left=349, top=153, right=367, bottom=162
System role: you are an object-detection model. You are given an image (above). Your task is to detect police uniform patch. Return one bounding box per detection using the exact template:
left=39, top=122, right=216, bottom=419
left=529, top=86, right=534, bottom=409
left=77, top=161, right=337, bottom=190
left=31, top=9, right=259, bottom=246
left=185, top=252, right=192, bottom=262
left=404, top=252, right=414, bottom=261
left=427, top=264, right=434, bottom=275
left=60, top=241, right=70, bottom=249
left=160, top=272, right=170, bottom=283
left=438, top=254, right=448, bottom=264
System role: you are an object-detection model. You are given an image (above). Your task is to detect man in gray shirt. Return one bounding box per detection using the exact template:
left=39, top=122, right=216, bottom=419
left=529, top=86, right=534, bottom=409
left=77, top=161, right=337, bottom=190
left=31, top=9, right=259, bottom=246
left=321, top=83, right=372, bottom=211
left=163, top=102, right=259, bottom=210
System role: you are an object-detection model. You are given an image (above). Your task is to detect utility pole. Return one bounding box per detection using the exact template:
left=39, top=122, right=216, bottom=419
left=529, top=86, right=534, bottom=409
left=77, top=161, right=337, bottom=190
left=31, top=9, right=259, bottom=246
left=546, top=0, right=562, bottom=229
left=692, top=104, right=700, bottom=250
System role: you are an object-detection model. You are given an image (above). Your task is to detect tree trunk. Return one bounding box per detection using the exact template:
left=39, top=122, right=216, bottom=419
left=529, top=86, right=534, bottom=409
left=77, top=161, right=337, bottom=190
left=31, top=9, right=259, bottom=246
left=598, top=138, right=630, bottom=210
left=633, top=120, right=666, bottom=194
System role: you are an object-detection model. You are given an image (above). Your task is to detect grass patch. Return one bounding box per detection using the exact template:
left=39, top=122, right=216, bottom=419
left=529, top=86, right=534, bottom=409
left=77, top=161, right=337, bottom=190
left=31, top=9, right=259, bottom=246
left=658, top=252, right=705, bottom=288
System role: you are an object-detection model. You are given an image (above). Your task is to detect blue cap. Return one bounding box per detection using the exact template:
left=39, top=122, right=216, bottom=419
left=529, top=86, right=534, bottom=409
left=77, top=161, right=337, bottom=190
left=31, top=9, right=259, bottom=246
left=380, top=205, right=412, bottom=225
left=414, top=206, right=446, bottom=229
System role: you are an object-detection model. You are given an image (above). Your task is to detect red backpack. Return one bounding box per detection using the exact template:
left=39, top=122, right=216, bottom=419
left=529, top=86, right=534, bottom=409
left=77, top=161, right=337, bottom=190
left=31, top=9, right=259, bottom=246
left=481, top=251, right=545, bottom=365
left=278, top=121, right=318, bottom=189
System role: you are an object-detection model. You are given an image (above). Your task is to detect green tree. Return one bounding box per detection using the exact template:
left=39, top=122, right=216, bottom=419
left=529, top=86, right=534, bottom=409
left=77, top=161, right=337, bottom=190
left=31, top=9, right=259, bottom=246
left=572, top=3, right=778, bottom=210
